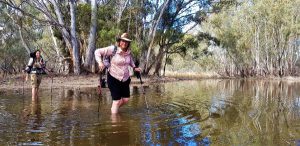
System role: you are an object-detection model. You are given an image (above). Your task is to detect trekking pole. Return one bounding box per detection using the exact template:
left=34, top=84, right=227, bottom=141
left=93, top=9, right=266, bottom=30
left=45, top=68, right=53, bottom=89
left=50, top=73, right=53, bottom=101
left=51, top=75, right=53, bottom=88
left=134, top=61, right=149, bottom=110
left=50, top=74, right=53, bottom=104
left=136, top=72, right=145, bottom=93
left=134, top=61, right=144, bottom=91
left=22, top=71, right=25, bottom=94
left=136, top=71, right=148, bottom=109
left=98, top=70, right=103, bottom=96
left=97, top=70, right=104, bottom=115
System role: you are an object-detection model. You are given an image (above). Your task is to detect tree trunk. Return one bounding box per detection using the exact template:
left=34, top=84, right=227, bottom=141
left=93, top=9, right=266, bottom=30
left=70, top=0, right=80, bottom=75
left=49, top=26, right=63, bottom=72
left=127, top=9, right=131, bottom=32
left=116, top=0, right=130, bottom=25
left=145, top=0, right=169, bottom=72
left=153, top=46, right=165, bottom=76
left=50, top=0, right=73, bottom=73
left=255, top=25, right=260, bottom=76
left=84, top=0, right=97, bottom=72
left=18, top=25, right=31, bottom=54
left=163, top=53, right=169, bottom=77
left=50, top=0, right=72, bottom=53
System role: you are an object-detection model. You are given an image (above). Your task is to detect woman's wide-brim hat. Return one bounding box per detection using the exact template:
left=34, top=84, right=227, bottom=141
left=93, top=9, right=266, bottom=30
left=117, top=33, right=132, bottom=42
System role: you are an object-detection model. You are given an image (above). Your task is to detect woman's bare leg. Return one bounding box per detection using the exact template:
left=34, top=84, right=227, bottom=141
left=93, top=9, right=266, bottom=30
left=32, top=87, right=36, bottom=100
left=119, top=98, right=129, bottom=107
left=111, top=98, right=130, bottom=114
left=111, top=100, right=120, bottom=114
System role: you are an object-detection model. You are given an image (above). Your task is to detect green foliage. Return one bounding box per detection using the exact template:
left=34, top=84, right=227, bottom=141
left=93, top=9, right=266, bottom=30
left=211, top=0, right=239, bottom=13
left=0, top=4, right=42, bottom=72
left=77, top=4, right=91, bottom=33
left=166, top=34, right=218, bottom=72
left=165, top=57, right=172, bottom=65
left=97, top=29, right=119, bottom=47
left=97, top=6, right=116, bottom=29
left=130, top=41, right=140, bottom=59
left=168, top=34, right=198, bottom=57
left=86, top=5, right=119, bottom=48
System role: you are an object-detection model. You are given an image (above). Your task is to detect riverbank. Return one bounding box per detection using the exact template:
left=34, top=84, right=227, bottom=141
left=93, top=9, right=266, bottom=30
left=1, top=73, right=299, bottom=90
left=0, top=74, right=180, bottom=90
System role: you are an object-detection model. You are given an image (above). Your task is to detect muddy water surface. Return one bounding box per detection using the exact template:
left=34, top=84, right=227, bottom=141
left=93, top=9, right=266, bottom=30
left=0, top=79, right=299, bottom=145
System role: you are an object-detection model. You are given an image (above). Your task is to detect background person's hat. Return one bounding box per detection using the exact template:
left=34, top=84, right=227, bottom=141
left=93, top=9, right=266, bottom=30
left=117, top=33, right=132, bottom=42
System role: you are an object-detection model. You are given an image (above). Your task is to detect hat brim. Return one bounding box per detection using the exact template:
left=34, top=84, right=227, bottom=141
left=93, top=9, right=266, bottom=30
left=119, top=37, right=132, bottom=42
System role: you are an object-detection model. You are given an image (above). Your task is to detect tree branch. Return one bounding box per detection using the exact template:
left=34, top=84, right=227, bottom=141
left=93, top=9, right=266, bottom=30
left=0, top=0, right=68, bottom=29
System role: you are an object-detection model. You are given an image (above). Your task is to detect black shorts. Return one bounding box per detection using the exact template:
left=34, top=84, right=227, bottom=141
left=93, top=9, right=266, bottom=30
left=107, top=73, right=131, bottom=100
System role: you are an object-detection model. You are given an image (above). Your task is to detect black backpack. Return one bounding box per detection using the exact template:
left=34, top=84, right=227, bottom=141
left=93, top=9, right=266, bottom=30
left=25, top=51, right=46, bottom=74
left=100, top=46, right=117, bottom=88
left=30, top=52, right=36, bottom=58
left=103, top=45, right=117, bottom=68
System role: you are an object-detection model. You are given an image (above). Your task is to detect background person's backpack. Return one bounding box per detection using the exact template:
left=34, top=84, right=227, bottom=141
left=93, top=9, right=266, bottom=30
left=25, top=51, right=46, bottom=74
left=30, top=52, right=36, bottom=58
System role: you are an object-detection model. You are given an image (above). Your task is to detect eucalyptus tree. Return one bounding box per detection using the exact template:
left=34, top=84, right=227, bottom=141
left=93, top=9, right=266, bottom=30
left=115, top=0, right=130, bottom=26
left=84, top=0, right=97, bottom=72
left=130, top=0, right=170, bottom=75
left=0, top=1, right=39, bottom=54
left=150, top=0, right=211, bottom=76
left=1, top=0, right=219, bottom=76
left=0, top=2, right=45, bottom=75
left=163, top=34, right=199, bottom=76
left=83, top=0, right=130, bottom=72
left=0, top=0, right=77, bottom=73
left=207, top=0, right=300, bottom=77
left=113, top=0, right=172, bottom=74
left=69, top=0, right=80, bottom=75
left=106, top=0, right=212, bottom=76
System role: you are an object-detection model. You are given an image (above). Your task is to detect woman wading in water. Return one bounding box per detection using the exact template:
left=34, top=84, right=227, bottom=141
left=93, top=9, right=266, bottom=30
left=95, top=33, right=141, bottom=114
left=25, top=50, right=47, bottom=100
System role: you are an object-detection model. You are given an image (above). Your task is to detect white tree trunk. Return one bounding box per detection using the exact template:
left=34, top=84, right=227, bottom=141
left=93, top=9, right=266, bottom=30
left=84, top=0, right=97, bottom=71
left=49, top=26, right=64, bottom=71
left=50, top=0, right=72, bottom=52
left=49, top=26, right=60, bottom=57
left=18, top=24, right=31, bottom=54
left=255, top=25, right=260, bottom=76
left=116, top=0, right=130, bottom=24
left=70, top=0, right=80, bottom=75
left=145, top=0, right=169, bottom=70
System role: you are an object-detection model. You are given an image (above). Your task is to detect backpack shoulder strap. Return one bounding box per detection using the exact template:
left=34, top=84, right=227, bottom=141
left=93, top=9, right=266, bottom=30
left=104, top=45, right=117, bottom=57
left=112, top=45, right=117, bottom=56
left=109, top=45, right=117, bottom=60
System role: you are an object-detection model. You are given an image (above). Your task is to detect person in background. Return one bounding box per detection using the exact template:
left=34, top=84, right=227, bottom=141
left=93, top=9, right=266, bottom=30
left=95, top=33, right=141, bottom=114
left=25, top=50, right=47, bottom=100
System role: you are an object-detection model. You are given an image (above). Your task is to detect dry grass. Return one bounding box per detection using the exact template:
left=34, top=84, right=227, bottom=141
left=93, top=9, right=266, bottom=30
left=164, top=71, right=220, bottom=79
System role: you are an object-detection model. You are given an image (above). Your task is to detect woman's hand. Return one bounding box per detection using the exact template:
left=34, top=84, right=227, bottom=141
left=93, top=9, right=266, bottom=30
left=98, top=62, right=105, bottom=71
left=134, top=67, right=142, bottom=72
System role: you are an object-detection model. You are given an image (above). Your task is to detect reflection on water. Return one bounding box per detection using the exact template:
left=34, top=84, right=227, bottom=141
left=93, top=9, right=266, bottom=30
left=0, top=79, right=300, bottom=145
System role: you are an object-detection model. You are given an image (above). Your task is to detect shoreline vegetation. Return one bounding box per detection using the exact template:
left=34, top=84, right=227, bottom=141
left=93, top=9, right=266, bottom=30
left=1, top=72, right=300, bottom=90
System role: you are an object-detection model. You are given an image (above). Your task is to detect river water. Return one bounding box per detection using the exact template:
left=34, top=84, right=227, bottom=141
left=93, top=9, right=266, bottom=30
left=0, top=79, right=299, bottom=145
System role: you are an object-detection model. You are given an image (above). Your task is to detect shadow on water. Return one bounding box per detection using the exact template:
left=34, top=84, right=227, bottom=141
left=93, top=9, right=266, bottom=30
left=0, top=79, right=300, bottom=145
